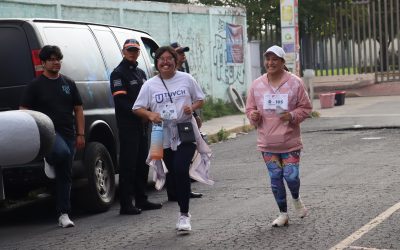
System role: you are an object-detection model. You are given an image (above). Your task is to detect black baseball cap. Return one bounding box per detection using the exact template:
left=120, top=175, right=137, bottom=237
left=123, top=39, right=141, bottom=50
left=170, top=42, right=189, bottom=53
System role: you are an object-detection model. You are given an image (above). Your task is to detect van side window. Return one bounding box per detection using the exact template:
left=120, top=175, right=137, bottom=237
left=0, top=26, right=33, bottom=86
left=137, top=54, right=149, bottom=79
left=142, top=37, right=159, bottom=76
left=43, top=26, right=108, bottom=81
left=91, top=28, right=122, bottom=78
left=110, top=28, right=150, bottom=79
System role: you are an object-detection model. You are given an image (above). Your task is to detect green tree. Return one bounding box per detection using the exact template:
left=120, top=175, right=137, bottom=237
left=150, top=0, right=189, bottom=3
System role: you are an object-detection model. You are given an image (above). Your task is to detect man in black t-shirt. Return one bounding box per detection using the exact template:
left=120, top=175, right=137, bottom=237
left=20, top=45, right=85, bottom=228
left=110, top=39, right=162, bottom=215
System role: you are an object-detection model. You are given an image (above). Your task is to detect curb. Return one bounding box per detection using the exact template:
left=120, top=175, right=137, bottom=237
left=205, top=124, right=255, bottom=144
left=303, top=124, right=400, bottom=133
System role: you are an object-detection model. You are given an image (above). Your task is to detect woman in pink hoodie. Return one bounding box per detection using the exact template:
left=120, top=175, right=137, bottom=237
left=245, top=45, right=312, bottom=227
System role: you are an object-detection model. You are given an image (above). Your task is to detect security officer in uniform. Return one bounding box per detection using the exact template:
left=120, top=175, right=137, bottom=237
left=110, top=39, right=162, bottom=215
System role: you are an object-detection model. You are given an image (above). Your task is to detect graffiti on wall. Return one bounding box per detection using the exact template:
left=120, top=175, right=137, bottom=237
left=174, top=19, right=211, bottom=95
left=213, top=19, right=245, bottom=86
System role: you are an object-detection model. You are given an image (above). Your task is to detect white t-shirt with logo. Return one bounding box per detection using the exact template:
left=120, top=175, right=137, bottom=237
left=133, top=71, right=205, bottom=147
left=134, top=71, right=204, bottom=121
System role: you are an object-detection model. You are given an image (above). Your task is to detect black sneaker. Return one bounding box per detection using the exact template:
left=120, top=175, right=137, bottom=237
left=136, top=200, right=162, bottom=210
left=120, top=206, right=142, bottom=215
left=190, top=192, right=203, bottom=198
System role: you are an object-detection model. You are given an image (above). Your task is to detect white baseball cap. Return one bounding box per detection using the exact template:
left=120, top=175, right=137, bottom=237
left=264, top=45, right=285, bottom=59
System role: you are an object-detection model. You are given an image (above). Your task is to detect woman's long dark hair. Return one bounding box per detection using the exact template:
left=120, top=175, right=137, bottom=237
left=284, top=65, right=289, bottom=71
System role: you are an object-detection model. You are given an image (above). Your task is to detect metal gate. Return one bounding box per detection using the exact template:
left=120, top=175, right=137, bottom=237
left=301, top=0, right=400, bottom=82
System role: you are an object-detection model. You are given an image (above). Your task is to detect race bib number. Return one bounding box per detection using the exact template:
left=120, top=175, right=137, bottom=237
left=160, top=103, right=178, bottom=120
left=263, top=94, right=288, bottom=110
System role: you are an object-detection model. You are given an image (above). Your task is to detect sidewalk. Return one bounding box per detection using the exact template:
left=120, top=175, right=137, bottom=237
left=303, top=95, right=400, bottom=132
left=312, top=74, right=400, bottom=97
left=200, top=113, right=250, bottom=137
left=201, top=95, right=400, bottom=138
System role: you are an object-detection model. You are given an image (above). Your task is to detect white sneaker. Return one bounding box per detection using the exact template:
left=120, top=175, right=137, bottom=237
left=293, top=197, right=308, bottom=218
left=176, top=213, right=191, bottom=232
left=272, top=212, right=289, bottom=227
left=58, top=214, right=75, bottom=228
left=44, top=158, right=55, bottom=179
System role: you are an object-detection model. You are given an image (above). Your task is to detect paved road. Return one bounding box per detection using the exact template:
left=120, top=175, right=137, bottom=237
left=1, top=127, right=399, bottom=250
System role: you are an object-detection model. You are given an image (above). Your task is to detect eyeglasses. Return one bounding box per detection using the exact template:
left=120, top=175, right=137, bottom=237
left=47, top=58, right=62, bottom=63
left=125, top=48, right=140, bottom=52
left=157, top=57, right=174, bottom=63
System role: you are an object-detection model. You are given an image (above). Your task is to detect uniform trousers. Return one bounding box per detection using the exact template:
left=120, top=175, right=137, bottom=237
left=118, top=124, right=149, bottom=207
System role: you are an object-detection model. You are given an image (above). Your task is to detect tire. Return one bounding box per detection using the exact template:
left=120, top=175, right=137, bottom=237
left=228, top=85, right=245, bottom=113
left=82, top=142, right=115, bottom=213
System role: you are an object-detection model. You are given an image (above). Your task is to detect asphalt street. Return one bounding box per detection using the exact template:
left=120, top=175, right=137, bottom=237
left=1, top=126, right=399, bottom=250
left=1, top=95, right=400, bottom=249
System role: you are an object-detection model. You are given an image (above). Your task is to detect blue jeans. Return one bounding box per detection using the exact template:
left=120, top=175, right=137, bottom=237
left=46, top=133, right=75, bottom=214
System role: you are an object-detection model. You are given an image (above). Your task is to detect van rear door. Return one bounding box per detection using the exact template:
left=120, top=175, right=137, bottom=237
left=0, top=22, right=35, bottom=111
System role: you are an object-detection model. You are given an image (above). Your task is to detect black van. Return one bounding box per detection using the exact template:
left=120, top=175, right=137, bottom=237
left=0, top=19, right=159, bottom=212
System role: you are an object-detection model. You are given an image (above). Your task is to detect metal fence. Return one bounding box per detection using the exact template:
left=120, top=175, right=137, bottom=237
left=301, top=0, right=399, bottom=82
left=256, top=0, right=400, bottom=82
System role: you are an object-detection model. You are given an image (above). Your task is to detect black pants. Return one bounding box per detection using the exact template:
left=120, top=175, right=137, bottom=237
left=118, top=125, right=149, bottom=207
left=164, top=143, right=196, bottom=213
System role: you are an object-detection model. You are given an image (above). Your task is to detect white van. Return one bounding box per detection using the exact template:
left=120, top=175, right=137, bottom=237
left=0, top=18, right=159, bottom=212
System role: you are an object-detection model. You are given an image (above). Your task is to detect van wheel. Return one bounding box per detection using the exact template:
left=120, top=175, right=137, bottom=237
left=83, top=142, right=115, bottom=213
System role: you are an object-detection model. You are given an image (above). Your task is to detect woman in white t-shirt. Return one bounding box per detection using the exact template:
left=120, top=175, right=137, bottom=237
left=133, top=46, right=205, bottom=233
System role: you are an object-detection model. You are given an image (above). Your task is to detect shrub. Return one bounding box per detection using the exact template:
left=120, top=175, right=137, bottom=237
left=200, top=98, right=241, bottom=121
left=216, top=127, right=230, bottom=141
left=310, top=111, right=321, bottom=118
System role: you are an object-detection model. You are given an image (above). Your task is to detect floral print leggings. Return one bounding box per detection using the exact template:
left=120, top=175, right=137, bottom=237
left=262, top=150, right=301, bottom=213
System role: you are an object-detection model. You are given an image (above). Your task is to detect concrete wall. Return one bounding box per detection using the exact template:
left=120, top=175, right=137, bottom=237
left=0, top=0, right=251, bottom=102
left=249, top=40, right=261, bottom=81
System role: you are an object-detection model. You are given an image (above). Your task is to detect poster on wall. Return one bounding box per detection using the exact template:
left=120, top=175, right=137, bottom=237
left=226, top=23, right=244, bottom=64
left=280, top=0, right=300, bottom=75
left=281, top=1, right=295, bottom=26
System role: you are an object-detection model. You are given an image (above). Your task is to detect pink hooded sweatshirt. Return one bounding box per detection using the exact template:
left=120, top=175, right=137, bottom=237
left=245, top=71, right=312, bottom=153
